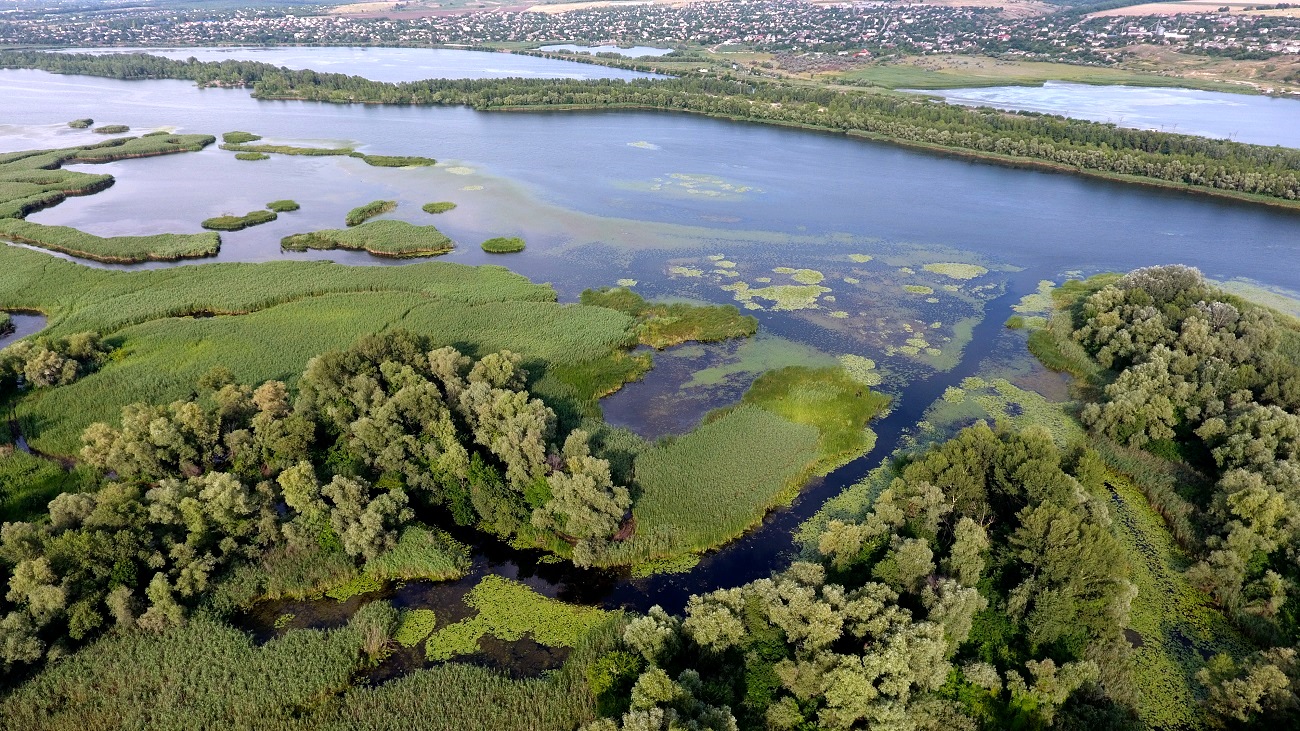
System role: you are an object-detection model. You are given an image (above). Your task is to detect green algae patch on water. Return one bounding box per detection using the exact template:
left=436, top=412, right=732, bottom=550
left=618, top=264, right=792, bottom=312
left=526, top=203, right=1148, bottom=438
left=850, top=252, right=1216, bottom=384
left=723, top=281, right=831, bottom=311
left=424, top=576, right=608, bottom=662
left=616, top=278, right=638, bottom=287
left=848, top=254, right=874, bottom=263
left=668, top=265, right=704, bottom=278
left=922, top=262, right=988, bottom=279
left=903, top=284, right=933, bottom=295
left=394, top=609, right=438, bottom=648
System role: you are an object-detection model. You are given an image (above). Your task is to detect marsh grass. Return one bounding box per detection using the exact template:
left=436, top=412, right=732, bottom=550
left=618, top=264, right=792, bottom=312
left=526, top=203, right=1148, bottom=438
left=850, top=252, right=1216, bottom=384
left=481, top=236, right=525, bottom=254
left=597, top=405, right=820, bottom=567
left=201, top=209, right=277, bottom=231
left=0, top=219, right=219, bottom=263
left=580, top=286, right=757, bottom=349
left=345, top=199, right=397, bottom=227
left=422, top=201, right=457, bottom=214
left=363, top=524, right=471, bottom=583
left=0, top=449, right=95, bottom=522
left=283, top=220, right=453, bottom=258
left=0, top=247, right=634, bottom=454
left=235, top=151, right=269, bottom=161
left=219, top=142, right=434, bottom=168
left=91, top=124, right=129, bottom=134
left=222, top=131, right=263, bottom=144
left=67, top=118, right=93, bottom=129
left=741, top=365, right=890, bottom=472
left=424, top=575, right=608, bottom=662
left=267, top=200, right=299, bottom=213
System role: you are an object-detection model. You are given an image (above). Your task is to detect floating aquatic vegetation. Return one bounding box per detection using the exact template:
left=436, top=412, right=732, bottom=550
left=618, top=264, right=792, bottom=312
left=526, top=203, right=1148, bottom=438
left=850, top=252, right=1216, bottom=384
left=823, top=296, right=836, bottom=303
left=627, top=141, right=659, bottom=150
left=744, top=302, right=763, bottom=310
left=669, top=265, right=704, bottom=278
left=723, top=281, right=831, bottom=311
left=903, top=285, right=933, bottom=295
left=716, top=260, right=736, bottom=269
left=773, top=267, right=795, bottom=274
left=444, top=166, right=474, bottom=175
left=616, top=278, right=638, bottom=287
left=829, top=311, right=848, bottom=319
left=755, top=277, right=771, bottom=283
left=394, top=609, right=438, bottom=648
left=843, top=277, right=860, bottom=284
left=942, top=284, right=960, bottom=292
left=923, top=262, right=989, bottom=279
left=631, top=172, right=761, bottom=200
left=925, top=297, right=939, bottom=303
left=848, top=254, right=873, bottom=263
left=839, top=354, right=883, bottom=387
left=899, top=267, right=915, bottom=275
left=1012, top=280, right=1058, bottom=316
left=790, top=269, right=825, bottom=285
left=713, top=269, right=739, bottom=277
left=707, top=254, right=725, bottom=261
left=460, top=185, right=483, bottom=191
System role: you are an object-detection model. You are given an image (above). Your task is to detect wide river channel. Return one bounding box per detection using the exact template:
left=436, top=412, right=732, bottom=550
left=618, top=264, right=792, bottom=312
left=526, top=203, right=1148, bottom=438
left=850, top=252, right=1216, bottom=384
left=2, top=48, right=1300, bottom=657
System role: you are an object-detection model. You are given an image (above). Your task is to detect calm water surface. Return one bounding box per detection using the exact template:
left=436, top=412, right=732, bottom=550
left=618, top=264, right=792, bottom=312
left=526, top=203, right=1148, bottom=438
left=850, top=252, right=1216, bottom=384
left=60, top=45, right=660, bottom=82
left=918, top=81, right=1300, bottom=148
left=3, top=51, right=1300, bottom=642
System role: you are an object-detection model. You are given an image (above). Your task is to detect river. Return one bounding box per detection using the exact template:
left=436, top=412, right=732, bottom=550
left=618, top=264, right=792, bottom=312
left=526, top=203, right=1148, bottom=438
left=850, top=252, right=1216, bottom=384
left=1, top=48, right=1299, bottom=646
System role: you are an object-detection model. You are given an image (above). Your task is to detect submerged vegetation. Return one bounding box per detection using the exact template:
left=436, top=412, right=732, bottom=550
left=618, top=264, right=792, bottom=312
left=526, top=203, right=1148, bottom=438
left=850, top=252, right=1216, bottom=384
left=345, top=199, right=396, bottom=227
left=480, top=236, right=525, bottom=254
left=579, top=287, right=757, bottom=349
left=282, top=220, right=453, bottom=258
left=201, top=209, right=276, bottom=231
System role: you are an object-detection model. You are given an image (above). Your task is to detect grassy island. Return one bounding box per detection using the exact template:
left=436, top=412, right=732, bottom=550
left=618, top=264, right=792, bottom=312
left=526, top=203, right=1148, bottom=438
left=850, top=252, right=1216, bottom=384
left=480, top=236, right=525, bottom=254
left=221, top=130, right=262, bottom=144
left=422, top=201, right=456, bottom=214
left=345, top=199, right=396, bottom=227
left=282, top=219, right=453, bottom=258
left=234, top=151, right=269, bottom=161
left=0, top=219, right=220, bottom=263
left=201, top=209, right=277, bottom=231
left=267, top=199, right=299, bottom=212
left=91, top=124, right=129, bottom=134
left=66, top=118, right=93, bottom=129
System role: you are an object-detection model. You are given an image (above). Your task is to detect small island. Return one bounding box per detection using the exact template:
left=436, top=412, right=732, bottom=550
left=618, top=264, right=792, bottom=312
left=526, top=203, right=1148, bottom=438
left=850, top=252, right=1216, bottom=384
left=67, top=118, right=93, bottom=129
left=91, top=124, right=130, bottom=134
left=201, top=210, right=277, bottom=231
left=422, top=201, right=456, bottom=214
left=345, top=200, right=397, bottom=227
left=267, top=200, right=299, bottom=213
left=480, top=236, right=525, bottom=254
left=281, top=219, right=453, bottom=258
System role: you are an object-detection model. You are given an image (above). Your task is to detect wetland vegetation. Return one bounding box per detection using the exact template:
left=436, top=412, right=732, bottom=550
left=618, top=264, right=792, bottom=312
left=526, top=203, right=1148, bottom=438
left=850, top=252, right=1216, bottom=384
left=282, top=220, right=453, bottom=258
left=90, top=124, right=129, bottom=134
left=0, top=220, right=220, bottom=263
left=345, top=199, right=397, bottom=227
left=422, top=201, right=457, bottom=214
left=267, top=199, right=300, bottom=213
left=480, top=236, right=525, bottom=254
left=65, top=119, right=92, bottom=129
left=201, top=209, right=277, bottom=231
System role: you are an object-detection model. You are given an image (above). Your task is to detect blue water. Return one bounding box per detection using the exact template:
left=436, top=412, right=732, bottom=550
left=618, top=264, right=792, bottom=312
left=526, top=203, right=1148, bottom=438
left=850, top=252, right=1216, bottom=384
left=918, top=81, right=1300, bottom=149
left=59, top=45, right=660, bottom=82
